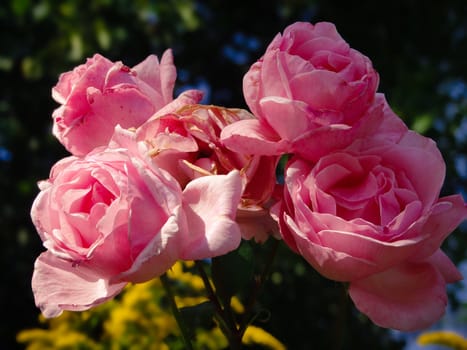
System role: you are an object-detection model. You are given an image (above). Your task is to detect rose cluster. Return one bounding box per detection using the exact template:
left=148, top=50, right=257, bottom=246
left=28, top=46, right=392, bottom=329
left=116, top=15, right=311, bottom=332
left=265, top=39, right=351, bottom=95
left=31, top=22, right=467, bottom=331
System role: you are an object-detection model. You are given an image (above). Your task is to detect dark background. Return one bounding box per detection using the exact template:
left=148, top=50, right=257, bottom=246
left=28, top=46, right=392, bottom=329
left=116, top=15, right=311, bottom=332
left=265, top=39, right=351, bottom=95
left=1, top=0, right=467, bottom=349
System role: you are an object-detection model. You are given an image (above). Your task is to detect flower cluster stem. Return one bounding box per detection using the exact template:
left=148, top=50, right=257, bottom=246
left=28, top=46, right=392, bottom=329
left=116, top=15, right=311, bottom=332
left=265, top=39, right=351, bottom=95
left=195, top=260, right=243, bottom=350
left=239, top=238, right=279, bottom=337
left=159, top=273, right=194, bottom=350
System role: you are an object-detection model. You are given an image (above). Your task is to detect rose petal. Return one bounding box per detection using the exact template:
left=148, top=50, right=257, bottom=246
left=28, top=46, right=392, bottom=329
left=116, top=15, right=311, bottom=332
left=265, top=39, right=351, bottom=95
left=290, top=70, right=353, bottom=113
left=150, top=89, right=204, bottom=119
left=349, top=261, right=450, bottom=331
left=132, top=49, right=176, bottom=105
left=179, top=170, right=243, bottom=259
left=115, top=210, right=181, bottom=283
left=409, top=195, right=467, bottom=261
left=221, top=119, right=290, bottom=155
left=32, top=252, right=126, bottom=318
left=52, top=54, right=112, bottom=104
left=284, top=213, right=378, bottom=281
left=259, top=96, right=312, bottom=141
left=387, top=131, right=445, bottom=206
left=426, top=250, right=463, bottom=283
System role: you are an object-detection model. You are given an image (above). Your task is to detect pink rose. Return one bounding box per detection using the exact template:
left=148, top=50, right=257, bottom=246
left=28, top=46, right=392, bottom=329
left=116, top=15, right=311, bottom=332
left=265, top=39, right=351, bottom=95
left=52, top=50, right=176, bottom=155
left=221, top=22, right=379, bottom=160
left=31, top=147, right=242, bottom=317
left=131, top=103, right=280, bottom=242
left=274, top=130, right=467, bottom=331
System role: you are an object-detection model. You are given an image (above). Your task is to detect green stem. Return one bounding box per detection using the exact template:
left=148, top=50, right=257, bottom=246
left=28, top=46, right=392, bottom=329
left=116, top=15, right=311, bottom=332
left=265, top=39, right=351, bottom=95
left=159, top=273, right=194, bottom=350
left=195, top=260, right=243, bottom=350
left=238, top=238, right=280, bottom=337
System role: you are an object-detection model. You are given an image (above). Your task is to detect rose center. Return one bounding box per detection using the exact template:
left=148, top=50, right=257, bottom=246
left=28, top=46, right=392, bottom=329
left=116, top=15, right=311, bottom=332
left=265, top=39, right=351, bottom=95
left=79, top=181, right=115, bottom=214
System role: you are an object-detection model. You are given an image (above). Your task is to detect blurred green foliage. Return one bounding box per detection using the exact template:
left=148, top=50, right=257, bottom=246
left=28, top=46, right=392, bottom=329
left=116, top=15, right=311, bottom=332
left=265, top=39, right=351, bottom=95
left=1, top=0, right=466, bottom=349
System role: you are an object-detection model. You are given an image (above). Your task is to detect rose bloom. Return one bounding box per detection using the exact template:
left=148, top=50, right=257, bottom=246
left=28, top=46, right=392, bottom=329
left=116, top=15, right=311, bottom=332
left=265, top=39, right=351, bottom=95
left=31, top=146, right=242, bottom=317
left=52, top=50, right=176, bottom=155
left=274, top=130, right=467, bottom=331
left=221, top=21, right=379, bottom=160
left=132, top=102, right=280, bottom=242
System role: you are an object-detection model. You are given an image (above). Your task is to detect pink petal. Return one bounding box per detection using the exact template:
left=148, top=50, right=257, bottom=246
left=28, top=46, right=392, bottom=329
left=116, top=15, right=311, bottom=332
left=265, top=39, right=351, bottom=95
left=221, top=119, right=290, bottom=155
left=151, top=89, right=204, bottom=119
left=410, top=194, right=467, bottom=261
left=289, top=70, right=352, bottom=111
left=242, top=155, right=279, bottom=206
left=108, top=125, right=140, bottom=154
left=426, top=250, right=463, bottom=283
left=59, top=87, right=155, bottom=156
left=314, top=227, right=421, bottom=273
left=290, top=124, right=352, bottom=162
left=296, top=37, right=347, bottom=58
left=132, top=49, right=176, bottom=105
left=258, top=51, right=293, bottom=101
left=259, top=96, right=311, bottom=141
left=31, top=185, right=55, bottom=243
left=242, top=60, right=263, bottom=116
left=180, top=171, right=243, bottom=260
left=382, top=131, right=446, bottom=207
left=159, top=49, right=177, bottom=103
left=369, top=93, right=408, bottom=140
left=349, top=261, right=450, bottom=331
left=137, top=114, right=199, bottom=153
left=236, top=206, right=279, bottom=243
left=294, top=93, right=406, bottom=162
left=89, top=86, right=155, bottom=128
left=32, top=252, right=126, bottom=318
left=283, top=213, right=379, bottom=281
left=52, top=54, right=112, bottom=104
left=115, top=210, right=182, bottom=283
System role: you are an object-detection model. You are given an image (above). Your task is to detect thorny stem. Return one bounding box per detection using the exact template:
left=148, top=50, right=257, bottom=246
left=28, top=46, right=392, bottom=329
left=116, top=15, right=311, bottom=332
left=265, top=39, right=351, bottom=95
left=159, top=273, right=194, bottom=350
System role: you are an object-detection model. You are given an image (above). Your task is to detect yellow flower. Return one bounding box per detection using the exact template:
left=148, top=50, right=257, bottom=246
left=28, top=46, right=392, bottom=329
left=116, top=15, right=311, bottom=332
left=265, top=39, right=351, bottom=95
left=230, top=296, right=245, bottom=314
left=194, top=326, right=228, bottom=349
left=175, top=295, right=209, bottom=307
left=243, top=325, right=286, bottom=350
left=417, top=330, right=467, bottom=350
left=167, top=260, right=205, bottom=291
left=17, top=325, right=100, bottom=350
